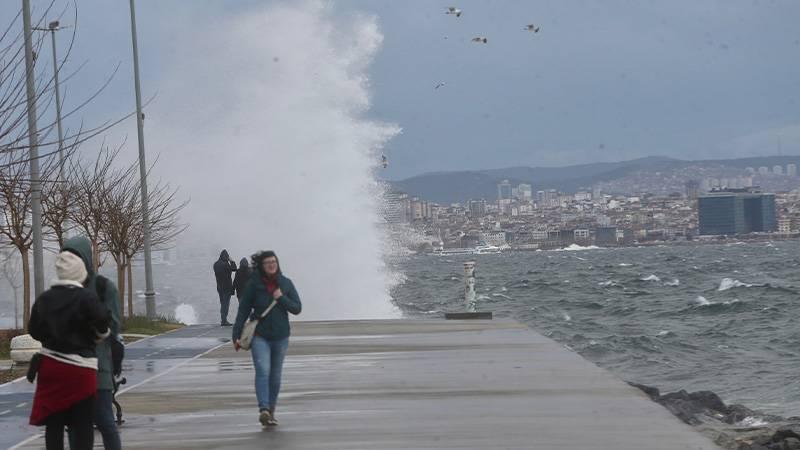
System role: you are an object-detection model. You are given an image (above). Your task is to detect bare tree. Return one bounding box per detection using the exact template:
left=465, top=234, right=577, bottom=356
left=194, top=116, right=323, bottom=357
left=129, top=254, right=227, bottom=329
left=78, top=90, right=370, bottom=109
left=0, top=248, right=22, bottom=330
left=122, top=175, right=189, bottom=318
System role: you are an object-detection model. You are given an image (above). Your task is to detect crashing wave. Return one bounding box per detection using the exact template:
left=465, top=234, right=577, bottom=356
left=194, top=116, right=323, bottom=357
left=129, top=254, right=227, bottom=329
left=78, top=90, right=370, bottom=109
left=640, top=274, right=661, bottom=282
left=718, top=278, right=755, bottom=291
left=663, top=279, right=680, bottom=287
left=555, top=244, right=601, bottom=252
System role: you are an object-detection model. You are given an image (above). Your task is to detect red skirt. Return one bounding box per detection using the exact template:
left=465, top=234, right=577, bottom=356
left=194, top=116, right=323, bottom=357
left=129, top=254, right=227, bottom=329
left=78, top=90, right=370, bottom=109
left=29, top=355, right=96, bottom=426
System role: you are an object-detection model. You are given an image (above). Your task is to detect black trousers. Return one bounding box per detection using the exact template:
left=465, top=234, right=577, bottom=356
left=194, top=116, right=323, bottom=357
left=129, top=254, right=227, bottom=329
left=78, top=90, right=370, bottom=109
left=45, top=395, right=94, bottom=450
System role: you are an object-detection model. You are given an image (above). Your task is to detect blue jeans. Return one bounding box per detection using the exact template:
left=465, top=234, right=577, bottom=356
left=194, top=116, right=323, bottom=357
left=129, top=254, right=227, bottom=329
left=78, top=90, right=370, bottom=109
left=95, top=389, right=121, bottom=450
left=250, top=336, right=289, bottom=410
left=218, top=290, right=232, bottom=323
left=68, top=389, right=120, bottom=450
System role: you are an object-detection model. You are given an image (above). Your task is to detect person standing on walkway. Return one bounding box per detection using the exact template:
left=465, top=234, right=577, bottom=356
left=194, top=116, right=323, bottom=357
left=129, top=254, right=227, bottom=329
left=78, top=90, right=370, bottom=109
left=63, top=236, right=123, bottom=450
left=232, top=250, right=302, bottom=426
left=28, top=251, right=111, bottom=450
left=233, top=257, right=252, bottom=301
left=214, top=249, right=237, bottom=326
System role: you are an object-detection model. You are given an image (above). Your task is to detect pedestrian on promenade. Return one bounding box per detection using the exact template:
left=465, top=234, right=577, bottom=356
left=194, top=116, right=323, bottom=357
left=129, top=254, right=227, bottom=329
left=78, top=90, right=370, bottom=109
left=213, top=249, right=237, bottom=326
left=232, top=250, right=302, bottom=426
left=233, top=257, right=252, bottom=301
left=28, top=251, right=111, bottom=450
left=63, top=236, right=123, bottom=450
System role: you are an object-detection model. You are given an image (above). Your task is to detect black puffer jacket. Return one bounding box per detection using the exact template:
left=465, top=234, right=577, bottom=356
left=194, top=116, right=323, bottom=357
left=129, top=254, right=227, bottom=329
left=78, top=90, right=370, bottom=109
left=28, top=284, right=111, bottom=358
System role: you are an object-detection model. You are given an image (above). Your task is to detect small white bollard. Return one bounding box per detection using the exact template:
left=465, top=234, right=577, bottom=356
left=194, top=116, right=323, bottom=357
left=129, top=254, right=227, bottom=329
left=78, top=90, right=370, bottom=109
left=464, top=261, right=476, bottom=312
left=10, top=334, right=41, bottom=365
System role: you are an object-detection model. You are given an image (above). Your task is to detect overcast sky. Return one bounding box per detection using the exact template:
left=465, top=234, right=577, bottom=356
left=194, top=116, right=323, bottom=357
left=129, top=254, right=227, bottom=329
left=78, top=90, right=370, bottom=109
left=4, top=0, right=800, bottom=180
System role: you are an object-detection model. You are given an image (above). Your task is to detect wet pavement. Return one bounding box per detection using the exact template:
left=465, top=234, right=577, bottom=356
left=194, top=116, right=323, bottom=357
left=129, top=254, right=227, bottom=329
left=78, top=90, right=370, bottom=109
left=3, top=324, right=231, bottom=449
left=14, top=319, right=719, bottom=449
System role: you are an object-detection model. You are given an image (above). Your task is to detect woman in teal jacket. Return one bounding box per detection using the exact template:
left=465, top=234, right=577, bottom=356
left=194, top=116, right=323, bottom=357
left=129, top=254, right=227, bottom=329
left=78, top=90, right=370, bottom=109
left=232, top=250, right=302, bottom=426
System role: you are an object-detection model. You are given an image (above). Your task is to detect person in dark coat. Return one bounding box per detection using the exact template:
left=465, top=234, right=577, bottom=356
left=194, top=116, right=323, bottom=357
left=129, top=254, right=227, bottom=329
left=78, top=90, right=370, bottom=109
left=233, top=257, right=252, bottom=301
left=62, top=236, right=122, bottom=450
left=213, top=249, right=237, bottom=326
left=232, top=250, right=301, bottom=427
left=29, top=251, right=111, bottom=450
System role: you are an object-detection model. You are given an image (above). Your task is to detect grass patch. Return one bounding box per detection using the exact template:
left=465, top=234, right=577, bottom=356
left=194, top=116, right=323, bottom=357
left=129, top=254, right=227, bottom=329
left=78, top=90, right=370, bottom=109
left=122, top=314, right=184, bottom=336
left=0, top=329, right=24, bottom=360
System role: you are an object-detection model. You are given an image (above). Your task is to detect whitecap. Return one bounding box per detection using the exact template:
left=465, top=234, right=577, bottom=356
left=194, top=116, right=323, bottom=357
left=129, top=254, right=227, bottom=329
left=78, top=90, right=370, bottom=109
left=618, top=263, right=633, bottom=267
left=663, top=279, right=680, bottom=287
left=491, top=293, right=513, bottom=300
left=640, top=274, right=661, bottom=282
left=598, top=280, right=620, bottom=287
left=555, top=244, right=601, bottom=252
left=561, top=312, right=572, bottom=321
left=691, top=296, right=711, bottom=306
left=718, top=278, right=755, bottom=291
left=737, top=416, right=769, bottom=427
left=657, top=330, right=672, bottom=337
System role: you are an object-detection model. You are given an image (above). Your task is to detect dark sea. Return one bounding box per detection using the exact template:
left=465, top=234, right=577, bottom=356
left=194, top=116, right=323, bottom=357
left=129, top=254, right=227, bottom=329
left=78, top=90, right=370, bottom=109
left=389, top=240, right=800, bottom=417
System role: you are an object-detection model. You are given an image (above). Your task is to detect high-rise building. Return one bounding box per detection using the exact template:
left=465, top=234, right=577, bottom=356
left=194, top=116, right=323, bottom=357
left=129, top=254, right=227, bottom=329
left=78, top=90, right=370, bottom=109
left=698, top=190, right=776, bottom=235
left=536, top=190, right=545, bottom=204
left=517, top=183, right=532, bottom=200
left=497, top=180, right=512, bottom=201
left=382, top=191, right=409, bottom=224
left=684, top=180, right=700, bottom=199
left=787, top=164, right=797, bottom=177
left=758, top=166, right=769, bottom=175
left=773, top=165, right=784, bottom=175
left=468, top=199, right=487, bottom=218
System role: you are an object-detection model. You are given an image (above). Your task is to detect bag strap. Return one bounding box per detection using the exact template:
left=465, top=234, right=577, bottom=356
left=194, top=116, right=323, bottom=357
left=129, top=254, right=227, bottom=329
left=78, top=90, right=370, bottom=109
left=256, top=300, right=278, bottom=321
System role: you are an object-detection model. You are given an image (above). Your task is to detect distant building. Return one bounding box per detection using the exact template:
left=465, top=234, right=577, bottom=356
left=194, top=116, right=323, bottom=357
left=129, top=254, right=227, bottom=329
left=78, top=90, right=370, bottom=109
left=758, top=166, right=769, bottom=175
left=698, top=189, right=776, bottom=235
left=773, top=165, right=784, bottom=175
left=382, top=191, right=409, bottom=224
left=517, top=183, right=532, bottom=201
left=745, top=167, right=755, bottom=174
left=595, top=227, right=618, bottom=246
left=497, top=180, right=513, bottom=201
left=684, top=180, right=700, bottom=199
left=536, top=190, right=545, bottom=204
left=788, top=164, right=797, bottom=177
left=468, top=199, right=487, bottom=218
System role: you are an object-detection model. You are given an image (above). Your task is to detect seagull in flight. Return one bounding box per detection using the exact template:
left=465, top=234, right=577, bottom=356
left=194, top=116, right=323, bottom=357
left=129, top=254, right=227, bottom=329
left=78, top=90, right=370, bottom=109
left=471, top=37, right=488, bottom=44
left=435, top=82, right=446, bottom=89
left=446, top=6, right=462, bottom=17
left=525, top=24, right=540, bottom=33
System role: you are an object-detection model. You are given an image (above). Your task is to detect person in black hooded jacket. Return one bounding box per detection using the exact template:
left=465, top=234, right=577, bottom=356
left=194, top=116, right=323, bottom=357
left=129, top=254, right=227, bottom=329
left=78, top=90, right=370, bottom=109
left=213, top=249, right=237, bottom=325
left=233, top=257, right=251, bottom=300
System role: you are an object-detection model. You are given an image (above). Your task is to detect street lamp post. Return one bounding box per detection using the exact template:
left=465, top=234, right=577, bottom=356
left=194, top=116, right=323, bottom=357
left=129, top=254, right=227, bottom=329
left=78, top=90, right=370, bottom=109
left=128, top=0, right=156, bottom=319
left=33, top=21, right=67, bottom=180
left=22, top=0, right=45, bottom=298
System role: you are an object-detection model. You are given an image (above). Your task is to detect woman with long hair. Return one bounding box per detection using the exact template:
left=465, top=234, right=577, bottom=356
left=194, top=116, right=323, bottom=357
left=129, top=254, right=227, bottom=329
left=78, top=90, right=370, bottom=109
left=232, top=250, right=302, bottom=426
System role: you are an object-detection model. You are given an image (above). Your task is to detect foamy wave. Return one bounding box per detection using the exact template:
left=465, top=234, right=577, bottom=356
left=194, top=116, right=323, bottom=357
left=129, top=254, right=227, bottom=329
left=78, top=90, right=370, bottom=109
left=598, top=280, right=621, bottom=287
left=618, top=263, right=633, bottom=267
left=736, top=416, right=769, bottom=427
left=691, top=296, right=711, bottom=306
left=492, top=293, right=512, bottom=300
left=640, top=274, right=661, bottom=282
left=718, top=278, right=755, bottom=291
left=174, top=303, right=198, bottom=325
left=555, top=244, right=601, bottom=252
left=561, top=312, right=572, bottom=321
left=664, top=279, right=680, bottom=287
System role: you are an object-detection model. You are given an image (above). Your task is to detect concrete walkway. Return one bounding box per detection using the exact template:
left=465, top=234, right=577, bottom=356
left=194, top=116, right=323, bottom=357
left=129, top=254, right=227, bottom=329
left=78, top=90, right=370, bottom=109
left=17, top=319, right=718, bottom=449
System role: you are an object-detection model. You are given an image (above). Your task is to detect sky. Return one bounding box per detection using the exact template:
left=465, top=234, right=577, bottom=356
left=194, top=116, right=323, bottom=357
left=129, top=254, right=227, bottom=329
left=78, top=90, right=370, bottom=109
left=3, top=1, right=800, bottom=181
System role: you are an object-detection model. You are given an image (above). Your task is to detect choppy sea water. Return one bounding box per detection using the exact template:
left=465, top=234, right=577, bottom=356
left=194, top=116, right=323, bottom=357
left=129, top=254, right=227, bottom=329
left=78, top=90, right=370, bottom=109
left=389, top=240, right=800, bottom=417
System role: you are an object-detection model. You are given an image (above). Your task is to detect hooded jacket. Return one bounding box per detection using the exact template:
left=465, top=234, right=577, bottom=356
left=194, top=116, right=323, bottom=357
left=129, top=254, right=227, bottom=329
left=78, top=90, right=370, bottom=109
left=232, top=272, right=302, bottom=342
left=232, top=257, right=252, bottom=298
left=62, top=236, right=122, bottom=391
left=213, top=250, right=237, bottom=294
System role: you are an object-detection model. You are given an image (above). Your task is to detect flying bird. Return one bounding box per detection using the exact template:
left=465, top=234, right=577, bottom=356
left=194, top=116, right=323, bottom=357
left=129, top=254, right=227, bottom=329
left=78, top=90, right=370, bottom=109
left=446, top=7, right=462, bottom=17
left=525, top=24, right=540, bottom=33
left=381, top=155, right=388, bottom=169
left=471, top=37, right=488, bottom=44
left=435, top=82, right=446, bottom=89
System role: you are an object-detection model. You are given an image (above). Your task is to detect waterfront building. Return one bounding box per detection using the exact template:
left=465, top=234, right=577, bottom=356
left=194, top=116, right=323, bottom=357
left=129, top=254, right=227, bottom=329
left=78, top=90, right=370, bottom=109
left=788, top=164, right=797, bottom=177
left=773, top=165, right=784, bottom=175
left=698, top=189, right=776, bottom=235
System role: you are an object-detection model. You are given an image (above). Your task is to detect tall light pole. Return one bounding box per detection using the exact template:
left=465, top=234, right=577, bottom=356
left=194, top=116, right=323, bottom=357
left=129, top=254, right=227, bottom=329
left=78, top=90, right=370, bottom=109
left=129, top=0, right=156, bottom=319
left=33, top=21, right=67, bottom=180
left=22, top=0, right=45, bottom=298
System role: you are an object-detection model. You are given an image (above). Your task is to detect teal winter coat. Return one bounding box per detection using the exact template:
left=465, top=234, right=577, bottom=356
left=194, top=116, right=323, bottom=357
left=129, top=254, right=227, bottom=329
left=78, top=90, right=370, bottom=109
left=232, top=273, right=301, bottom=342
left=62, top=236, right=122, bottom=391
